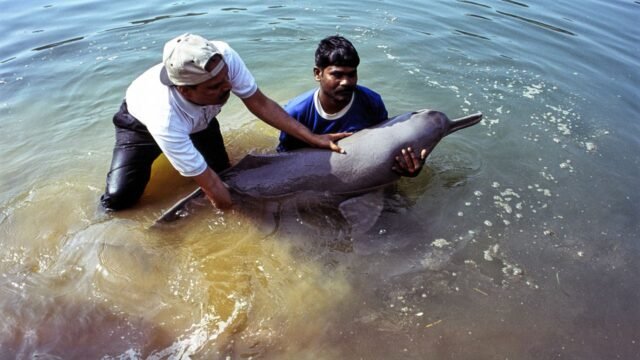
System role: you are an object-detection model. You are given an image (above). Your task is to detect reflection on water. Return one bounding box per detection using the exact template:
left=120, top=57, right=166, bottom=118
left=1, top=0, right=639, bottom=359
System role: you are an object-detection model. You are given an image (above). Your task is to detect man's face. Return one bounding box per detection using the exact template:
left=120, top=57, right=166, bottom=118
left=315, top=65, right=358, bottom=104
left=178, top=55, right=232, bottom=106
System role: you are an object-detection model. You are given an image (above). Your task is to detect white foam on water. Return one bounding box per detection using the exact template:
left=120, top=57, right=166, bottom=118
left=146, top=298, right=248, bottom=360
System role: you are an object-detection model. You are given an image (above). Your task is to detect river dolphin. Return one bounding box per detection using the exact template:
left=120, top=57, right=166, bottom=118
left=155, top=109, right=482, bottom=224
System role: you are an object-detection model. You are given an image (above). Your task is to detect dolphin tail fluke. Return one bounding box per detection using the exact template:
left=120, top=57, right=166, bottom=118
left=448, top=112, right=483, bottom=134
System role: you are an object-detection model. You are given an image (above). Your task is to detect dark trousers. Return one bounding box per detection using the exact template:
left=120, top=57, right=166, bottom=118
left=100, top=101, right=230, bottom=210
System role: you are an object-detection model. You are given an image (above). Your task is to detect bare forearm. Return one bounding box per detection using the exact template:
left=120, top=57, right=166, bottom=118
left=245, top=91, right=315, bottom=143
left=192, top=167, right=232, bottom=209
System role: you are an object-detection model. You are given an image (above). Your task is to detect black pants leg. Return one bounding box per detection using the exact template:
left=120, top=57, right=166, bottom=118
left=100, top=101, right=230, bottom=211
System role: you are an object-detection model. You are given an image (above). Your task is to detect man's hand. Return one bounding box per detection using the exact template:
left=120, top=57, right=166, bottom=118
left=193, top=168, right=233, bottom=210
left=392, top=146, right=432, bottom=177
left=310, top=132, right=353, bottom=153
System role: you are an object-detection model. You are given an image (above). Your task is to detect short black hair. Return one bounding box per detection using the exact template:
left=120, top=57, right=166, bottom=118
left=315, top=35, right=360, bottom=69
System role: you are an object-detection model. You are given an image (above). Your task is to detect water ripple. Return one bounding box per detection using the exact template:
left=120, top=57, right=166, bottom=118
left=496, top=10, right=576, bottom=36
left=130, top=15, right=171, bottom=25
left=130, top=12, right=207, bottom=25
left=466, top=13, right=493, bottom=21
left=458, top=0, right=492, bottom=9
left=502, top=0, right=529, bottom=8
left=32, top=36, right=84, bottom=51
left=455, top=29, right=491, bottom=41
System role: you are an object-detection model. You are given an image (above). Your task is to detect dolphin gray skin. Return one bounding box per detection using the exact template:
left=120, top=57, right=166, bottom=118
left=155, top=109, right=482, bottom=224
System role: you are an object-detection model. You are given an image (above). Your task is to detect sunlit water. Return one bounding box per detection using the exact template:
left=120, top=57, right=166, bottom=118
left=1, top=0, right=639, bottom=359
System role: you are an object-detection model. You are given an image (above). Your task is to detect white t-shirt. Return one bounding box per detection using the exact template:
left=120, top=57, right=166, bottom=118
left=125, top=41, right=257, bottom=177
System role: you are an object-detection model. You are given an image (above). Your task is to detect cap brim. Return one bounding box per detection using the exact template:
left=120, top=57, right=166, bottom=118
left=159, top=66, right=174, bottom=86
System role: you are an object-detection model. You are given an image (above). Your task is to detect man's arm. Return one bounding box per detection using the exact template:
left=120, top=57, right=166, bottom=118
left=242, top=89, right=351, bottom=153
left=192, top=167, right=232, bottom=210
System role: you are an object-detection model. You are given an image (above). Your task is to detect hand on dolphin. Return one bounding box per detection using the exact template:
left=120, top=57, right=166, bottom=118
left=392, top=145, right=433, bottom=177
left=311, top=132, right=353, bottom=154
left=193, top=167, right=233, bottom=210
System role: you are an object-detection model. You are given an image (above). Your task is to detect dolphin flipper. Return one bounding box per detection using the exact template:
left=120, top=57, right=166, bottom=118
left=338, top=190, right=385, bottom=235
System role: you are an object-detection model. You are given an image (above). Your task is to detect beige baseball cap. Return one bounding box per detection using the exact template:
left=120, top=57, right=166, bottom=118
left=159, top=33, right=226, bottom=86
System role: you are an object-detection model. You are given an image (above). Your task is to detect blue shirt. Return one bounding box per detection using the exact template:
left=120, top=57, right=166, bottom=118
left=277, top=85, right=388, bottom=152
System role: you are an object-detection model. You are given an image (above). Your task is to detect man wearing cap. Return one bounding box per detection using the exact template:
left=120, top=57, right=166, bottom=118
left=100, top=33, right=350, bottom=211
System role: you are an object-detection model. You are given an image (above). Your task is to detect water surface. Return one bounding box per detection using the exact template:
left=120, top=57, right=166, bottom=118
left=1, top=0, right=639, bottom=359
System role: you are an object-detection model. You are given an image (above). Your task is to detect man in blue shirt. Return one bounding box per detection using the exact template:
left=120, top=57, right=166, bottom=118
left=277, top=35, right=426, bottom=176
